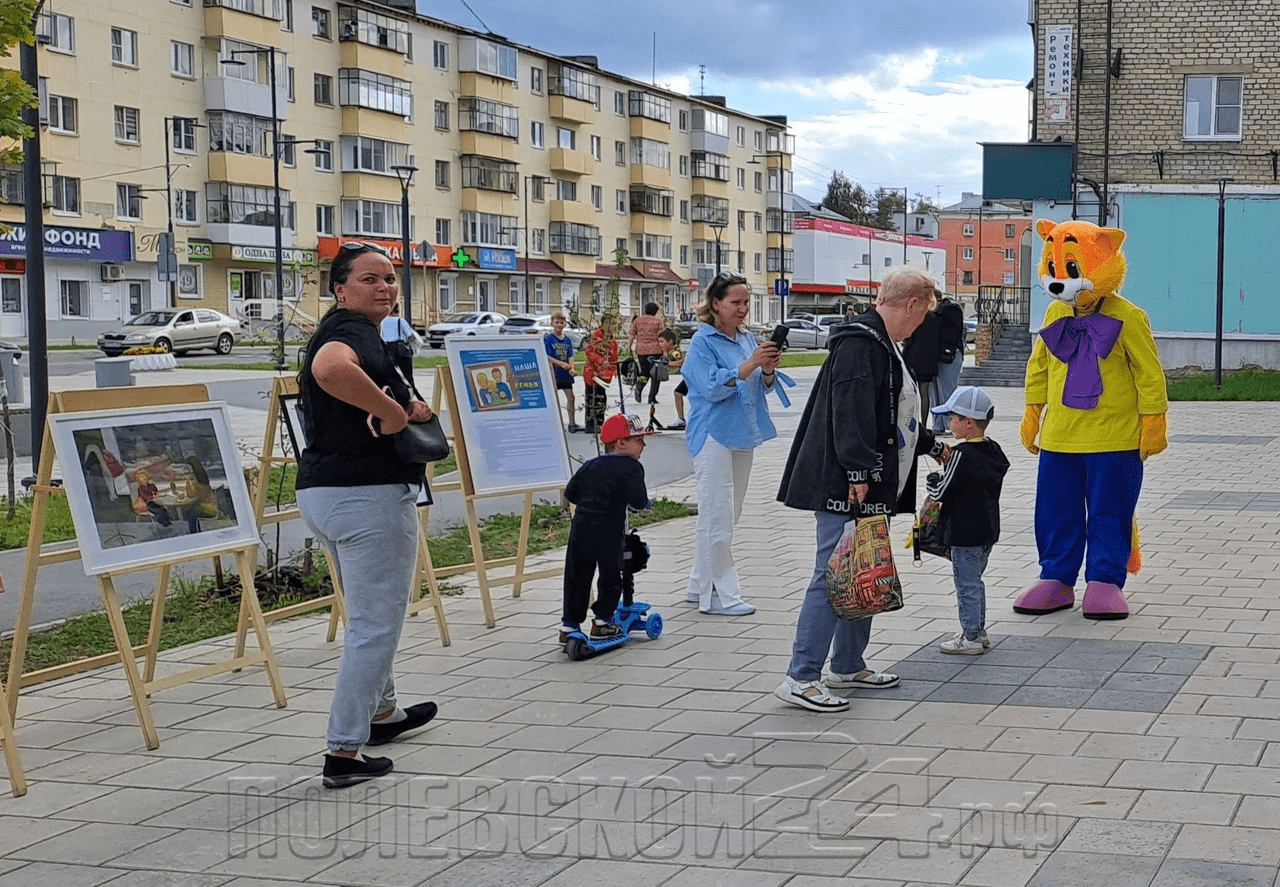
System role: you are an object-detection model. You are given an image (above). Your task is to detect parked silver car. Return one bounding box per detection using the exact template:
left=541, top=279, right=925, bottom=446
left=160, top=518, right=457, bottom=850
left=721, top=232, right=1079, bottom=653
left=498, top=314, right=588, bottom=348
left=96, top=309, right=244, bottom=356
left=781, top=317, right=828, bottom=350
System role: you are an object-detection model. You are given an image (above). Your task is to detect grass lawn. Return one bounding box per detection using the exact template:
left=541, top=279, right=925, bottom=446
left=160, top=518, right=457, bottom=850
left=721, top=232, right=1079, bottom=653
left=1166, top=369, right=1280, bottom=401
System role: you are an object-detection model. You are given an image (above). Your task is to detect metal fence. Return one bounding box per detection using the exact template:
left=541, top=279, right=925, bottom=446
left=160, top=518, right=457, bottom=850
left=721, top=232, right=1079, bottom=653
left=975, top=285, right=1031, bottom=326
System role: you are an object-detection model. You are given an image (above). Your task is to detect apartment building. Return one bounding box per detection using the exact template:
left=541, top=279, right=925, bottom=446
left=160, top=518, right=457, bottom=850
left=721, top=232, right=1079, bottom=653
left=0, top=0, right=793, bottom=340
left=1027, top=0, right=1280, bottom=364
left=936, top=192, right=1031, bottom=310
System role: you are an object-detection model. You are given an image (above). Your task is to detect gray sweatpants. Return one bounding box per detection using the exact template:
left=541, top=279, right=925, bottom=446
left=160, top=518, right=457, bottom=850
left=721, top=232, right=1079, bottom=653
left=297, top=482, right=420, bottom=752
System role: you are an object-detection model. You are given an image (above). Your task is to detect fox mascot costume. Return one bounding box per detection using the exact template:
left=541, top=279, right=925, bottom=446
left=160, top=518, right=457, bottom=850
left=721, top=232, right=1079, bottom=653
left=1014, top=219, right=1168, bottom=620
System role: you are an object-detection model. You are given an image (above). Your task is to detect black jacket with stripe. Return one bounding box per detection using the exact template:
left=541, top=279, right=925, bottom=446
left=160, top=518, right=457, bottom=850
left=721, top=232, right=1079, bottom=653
left=927, top=437, right=1010, bottom=548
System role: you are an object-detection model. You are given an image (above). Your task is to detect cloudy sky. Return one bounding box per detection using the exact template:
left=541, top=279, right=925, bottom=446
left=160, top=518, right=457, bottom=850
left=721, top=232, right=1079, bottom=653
left=420, top=0, right=1034, bottom=208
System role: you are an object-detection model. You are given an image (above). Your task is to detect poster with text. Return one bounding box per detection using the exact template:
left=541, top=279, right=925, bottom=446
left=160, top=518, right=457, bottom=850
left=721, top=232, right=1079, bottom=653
left=446, top=336, right=571, bottom=495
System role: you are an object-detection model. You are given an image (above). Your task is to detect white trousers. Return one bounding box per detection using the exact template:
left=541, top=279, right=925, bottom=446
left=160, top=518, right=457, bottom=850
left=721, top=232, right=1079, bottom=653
left=688, top=437, right=754, bottom=608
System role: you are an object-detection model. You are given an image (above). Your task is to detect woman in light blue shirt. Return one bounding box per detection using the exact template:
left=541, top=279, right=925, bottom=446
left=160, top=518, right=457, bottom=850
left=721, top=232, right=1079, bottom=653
left=682, top=272, right=792, bottom=615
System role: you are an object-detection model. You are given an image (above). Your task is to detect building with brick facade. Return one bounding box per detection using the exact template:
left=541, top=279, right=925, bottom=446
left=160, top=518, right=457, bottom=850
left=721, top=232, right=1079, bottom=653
left=1027, top=0, right=1280, bottom=366
left=0, top=0, right=792, bottom=342
left=937, top=192, right=1032, bottom=312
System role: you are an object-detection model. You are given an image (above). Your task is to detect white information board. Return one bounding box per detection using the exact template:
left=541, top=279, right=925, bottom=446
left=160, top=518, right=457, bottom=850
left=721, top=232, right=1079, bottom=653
left=444, top=335, right=572, bottom=495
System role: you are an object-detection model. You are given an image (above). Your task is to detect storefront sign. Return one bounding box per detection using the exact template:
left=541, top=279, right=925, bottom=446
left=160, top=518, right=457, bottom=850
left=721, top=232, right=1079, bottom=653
left=231, top=245, right=317, bottom=265
left=316, top=237, right=442, bottom=267
left=477, top=248, right=517, bottom=271
left=0, top=224, right=133, bottom=262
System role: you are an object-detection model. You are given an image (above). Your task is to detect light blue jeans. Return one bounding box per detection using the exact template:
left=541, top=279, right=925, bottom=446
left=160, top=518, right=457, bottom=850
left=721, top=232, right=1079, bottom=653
left=297, top=483, right=420, bottom=752
left=786, top=511, right=872, bottom=683
left=951, top=545, right=992, bottom=641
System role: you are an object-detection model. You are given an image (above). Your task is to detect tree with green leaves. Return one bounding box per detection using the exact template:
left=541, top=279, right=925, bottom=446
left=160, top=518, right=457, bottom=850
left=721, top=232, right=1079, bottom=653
left=822, top=170, right=871, bottom=225
left=0, top=0, right=39, bottom=168
left=870, top=187, right=907, bottom=231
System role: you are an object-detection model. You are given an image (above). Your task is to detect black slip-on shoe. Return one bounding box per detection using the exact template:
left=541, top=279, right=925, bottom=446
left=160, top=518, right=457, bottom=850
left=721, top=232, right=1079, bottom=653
left=322, top=753, right=393, bottom=789
left=366, top=701, right=439, bottom=747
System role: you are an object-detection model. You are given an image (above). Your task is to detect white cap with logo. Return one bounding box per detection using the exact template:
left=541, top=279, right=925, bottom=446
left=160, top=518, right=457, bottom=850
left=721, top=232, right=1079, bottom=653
left=930, top=386, right=995, bottom=420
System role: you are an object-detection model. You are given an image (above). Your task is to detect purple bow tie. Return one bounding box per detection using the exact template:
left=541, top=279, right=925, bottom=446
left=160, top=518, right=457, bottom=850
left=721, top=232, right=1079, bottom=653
left=1039, top=312, right=1124, bottom=410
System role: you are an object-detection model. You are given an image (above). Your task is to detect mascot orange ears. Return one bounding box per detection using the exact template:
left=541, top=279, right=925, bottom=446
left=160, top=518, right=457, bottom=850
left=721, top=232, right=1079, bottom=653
left=1035, top=219, right=1128, bottom=308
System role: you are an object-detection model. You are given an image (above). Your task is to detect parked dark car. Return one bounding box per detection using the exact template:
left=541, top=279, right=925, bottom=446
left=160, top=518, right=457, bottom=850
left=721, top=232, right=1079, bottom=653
left=674, top=311, right=700, bottom=339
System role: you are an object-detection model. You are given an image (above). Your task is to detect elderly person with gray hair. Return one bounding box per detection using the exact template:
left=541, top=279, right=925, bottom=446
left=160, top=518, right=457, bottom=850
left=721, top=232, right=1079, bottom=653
left=774, top=267, right=948, bottom=712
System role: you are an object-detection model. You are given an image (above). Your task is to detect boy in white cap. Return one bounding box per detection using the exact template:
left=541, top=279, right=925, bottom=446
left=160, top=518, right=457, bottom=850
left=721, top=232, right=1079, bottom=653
left=928, top=386, right=1010, bottom=655
left=560, top=413, right=654, bottom=642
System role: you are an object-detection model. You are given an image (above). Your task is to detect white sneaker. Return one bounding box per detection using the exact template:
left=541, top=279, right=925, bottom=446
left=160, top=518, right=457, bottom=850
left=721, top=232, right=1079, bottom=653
left=774, top=677, right=850, bottom=712
left=940, top=634, right=987, bottom=655
left=951, top=629, right=991, bottom=648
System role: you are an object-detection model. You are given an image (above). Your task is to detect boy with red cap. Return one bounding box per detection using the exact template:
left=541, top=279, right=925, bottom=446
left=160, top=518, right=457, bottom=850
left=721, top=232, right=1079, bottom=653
left=561, top=413, right=653, bottom=642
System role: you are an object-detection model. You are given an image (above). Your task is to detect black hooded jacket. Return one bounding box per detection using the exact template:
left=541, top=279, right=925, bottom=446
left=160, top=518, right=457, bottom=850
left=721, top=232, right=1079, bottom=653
left=777, top=310, right=941, bottom=517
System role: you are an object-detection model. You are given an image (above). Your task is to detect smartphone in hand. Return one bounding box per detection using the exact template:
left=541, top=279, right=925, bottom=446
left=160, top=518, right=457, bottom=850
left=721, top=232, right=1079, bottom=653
left=769, top=323, right=790, bottom=349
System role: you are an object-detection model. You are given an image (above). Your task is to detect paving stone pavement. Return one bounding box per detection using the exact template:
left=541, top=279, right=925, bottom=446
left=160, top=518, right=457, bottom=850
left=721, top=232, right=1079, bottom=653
left=3, top=377, right=1280, bottom=886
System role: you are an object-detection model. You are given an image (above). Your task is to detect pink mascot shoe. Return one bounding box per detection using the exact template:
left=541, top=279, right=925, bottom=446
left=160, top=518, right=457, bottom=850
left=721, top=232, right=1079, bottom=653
left=1081, top=581, right=1129, bottom=620
left=1012, top=579, right=1075, bottom=615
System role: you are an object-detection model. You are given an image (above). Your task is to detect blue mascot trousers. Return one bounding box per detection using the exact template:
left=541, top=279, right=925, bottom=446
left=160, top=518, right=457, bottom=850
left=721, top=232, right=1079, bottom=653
left=1035, top=449, right=1143, bottom=588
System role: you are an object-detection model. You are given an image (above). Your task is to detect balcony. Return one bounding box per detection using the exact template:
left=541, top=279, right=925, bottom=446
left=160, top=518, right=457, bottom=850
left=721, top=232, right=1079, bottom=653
left=549, top=148, right=594, bottom=177
left=548, top=95, right=593, bottom=125
left=629, top=185, right=673, bottom=218
left=204, top=0, right=283, bottom=44
left=339, top=40, right=406, bottom=76
left=207, top=153, right=273, bottom=186
left=203, top=76, right=290, bottom=121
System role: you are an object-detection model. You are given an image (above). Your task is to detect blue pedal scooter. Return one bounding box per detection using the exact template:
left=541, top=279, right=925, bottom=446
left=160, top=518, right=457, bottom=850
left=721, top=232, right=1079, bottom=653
left=563, top=530, right=663, bottom=660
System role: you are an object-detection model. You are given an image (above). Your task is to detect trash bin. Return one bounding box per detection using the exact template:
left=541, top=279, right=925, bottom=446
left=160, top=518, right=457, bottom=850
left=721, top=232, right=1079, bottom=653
left=0, top=350, right=24, bottom=403
left=95, top=356, right=135, bottom=388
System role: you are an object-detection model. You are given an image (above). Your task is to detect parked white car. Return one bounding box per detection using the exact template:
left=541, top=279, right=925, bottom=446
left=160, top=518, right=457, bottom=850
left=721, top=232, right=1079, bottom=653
left=498, top=315, right=588, bottom=348
left=425, top=312, right=508, bottom=348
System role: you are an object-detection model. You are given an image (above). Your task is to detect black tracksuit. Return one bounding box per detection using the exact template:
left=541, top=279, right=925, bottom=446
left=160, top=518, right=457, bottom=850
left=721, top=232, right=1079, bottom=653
left=927, top=437, right=1010, bottom=547
left=562, top=453, right=649, bottom=625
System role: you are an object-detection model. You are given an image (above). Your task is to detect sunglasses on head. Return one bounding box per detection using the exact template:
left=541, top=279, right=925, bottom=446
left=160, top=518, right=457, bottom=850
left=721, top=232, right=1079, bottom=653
left=707, top=271, right=747, bottom=296
left=337, top=241, right=390, bottom=256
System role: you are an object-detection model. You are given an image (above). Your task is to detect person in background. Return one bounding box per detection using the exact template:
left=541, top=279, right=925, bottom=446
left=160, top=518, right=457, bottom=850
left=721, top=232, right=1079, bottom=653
left=379, top=304, right=420, bottom=384
left=627, top=302, right=666, bottom=404
left=932, top=292, right=966, bottom=434
left=775, top=267, right=945, bottom=712
left=545, top=310, right=580, bottom=433
left=681, top=272, right=792, bottom=616
left=583, top=315, right=619, bottom=435
left=296, top=241, right=439, bottom=789
left=902, top=300, right=941, bottom=420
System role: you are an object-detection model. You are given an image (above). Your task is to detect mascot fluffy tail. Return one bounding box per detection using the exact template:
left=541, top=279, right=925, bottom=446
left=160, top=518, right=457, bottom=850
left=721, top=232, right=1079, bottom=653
left=1128, top=518, right=1142, bottom=574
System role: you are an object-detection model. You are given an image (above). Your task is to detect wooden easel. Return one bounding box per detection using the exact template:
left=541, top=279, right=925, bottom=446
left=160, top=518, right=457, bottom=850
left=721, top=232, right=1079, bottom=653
left=430, top=367, right=565, bottom=628
left=6, top=385, right=286, bottom=751
left=250, top=376, right=450, bottom=647
left=0, top=678, right=25, bottom=797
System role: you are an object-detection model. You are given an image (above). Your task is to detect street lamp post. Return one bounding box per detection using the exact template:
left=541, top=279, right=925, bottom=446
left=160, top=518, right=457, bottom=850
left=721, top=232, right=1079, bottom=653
left=1214, top=177, right=1233, bottom=387
left=390, top=163, right=418, bottom=330
left=222, top=46, right=287, bottom=370
left=901, top=187, right=909, bottom=264
left=708, top=220, right=727, bottom=276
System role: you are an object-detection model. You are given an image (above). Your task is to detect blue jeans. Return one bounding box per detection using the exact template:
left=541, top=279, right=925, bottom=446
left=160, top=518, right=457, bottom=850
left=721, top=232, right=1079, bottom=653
left=786, top=511, right=872, bottom=682
left=298, top=483, right=420, bottom=752
left=951, top=545, right=991, bottom=641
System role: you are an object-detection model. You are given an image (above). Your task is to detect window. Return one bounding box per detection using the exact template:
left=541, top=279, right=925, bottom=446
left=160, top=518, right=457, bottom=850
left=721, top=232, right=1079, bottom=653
left=313, top=139, right=333, bottom=171
left=314, top=73, right=333, bottom=104
left=460, top=211, right=518, bottom=246
left=678, top=155, right=688, bottom=177
left=691, top=108, right=729, bottom=137
left=116, top=184, right=142, bottom=220
left=691, top=151, right=730, bottom=181
left=287, top=66, right=296, bottom=102
left=1005, top=248, right=1016, bottom=261
left=1005, top=223, right=1016, bottom=238
left=615, top=237, right=627, bottom=255
left=60, top=280, right=87, bottom=318
left=281, top=0, right=292, bottom=29
left=884, top=257, right=893, bottom=267
left=530, top=121, right=544, bottom=148
left=549, top=62, right=601, bottom=105
left=114, top=106, right=140, bottom=144
left=768, top=248, right=795, bottom=273
left=754, top=213, right=762, bottom=233
left=531, top=228, right=544, bottom=254
left=679, top=200, right=688, bottom=222
left=1, top=279, right=21, bottom=314
left=316, top=204, right=335, bottom=235
left=208, top=112, right=272, bottom=156
left=434, top=100, right=449, bottom=130
left=461, top=156, right=517, bottom=193
left=458, top=36, right=517, bottom=80
left=0, top=166, right=21, bottom=204
left=171, top=117, right=198, bottom=153
left=963, top=223, right=974, bottom=236
left=630, top=138, right=670, bottom=169
left=312, top=6, right=331, bottom=38
left=614, top=140, right=625, bottom=166
left=110, top=28, right=137, bottom=66
left=628, top=91, right=672, bottom=123
left=549, top=221, right=600, bottom=256
left=205, top=0, right=285, bottom=17
left=433, top=40, right=449, bottom=69
left=614, top=91, right=625, bottom=115
left=42, top=12, right=74, bottom=54
left=590, top=135, right=601, bottom=161
left=678, top=109, right=688, bottom=131
left=754, top=171, right=763, bottom=192
left=679, top=245, right=688, bottom=265
left=49, top=175, right=79, bottom=213
left=754, top=130, right=763, bottom=151
left=337, top=6, right=410, bottom=54
left=435, top=218, right=450, bottom=245
left=531, top=67, right=544, bottom=94
left=47, top=94, right=77, bottom=133
left=171, top=41, right=194, bottom=77
left=753, top=253, right=761, bottom=273
left=963, top=270, right=974, bottom=285
left=175, top=189, right=199, bottom=224
left=693, top=195, right=729, bottom=225
left=556, top=127, right=576, bottom=150
left=736, top=168, right=745, bottom=189
left=591, top=185, right=602, bottom=211
left=631, top=185, right=674, bottom=217
left=530, top=177, right=545, bottom=201
left=735, top=125, right=745, bottom=146
left=340, top=135, right=411, bottom=173
left=338, top=69, right=412, bottom=116
left=208, top=182, right=295, bottom=229
left=962, top=247, right=973, bottom=260
left=555, top=180, right=577, bottom=202
left=434, top=159, right=450, bottom=188
left=632, top=234, right=672, bottom=261
left=280, top=135, right=297, bottom=167
left=767, top=209, right=793, bottom=233
left=1184, top=75, right=1242, bottom=139
left=438, top=275, right=455, bottom=313
left=339, top=198, right=400, bottom=236
left=615, top=189, right=626, bottom=214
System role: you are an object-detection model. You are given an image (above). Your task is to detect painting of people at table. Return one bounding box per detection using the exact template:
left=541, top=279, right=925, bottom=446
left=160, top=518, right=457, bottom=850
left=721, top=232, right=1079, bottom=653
left=75, top=417, right=238, bottom=549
